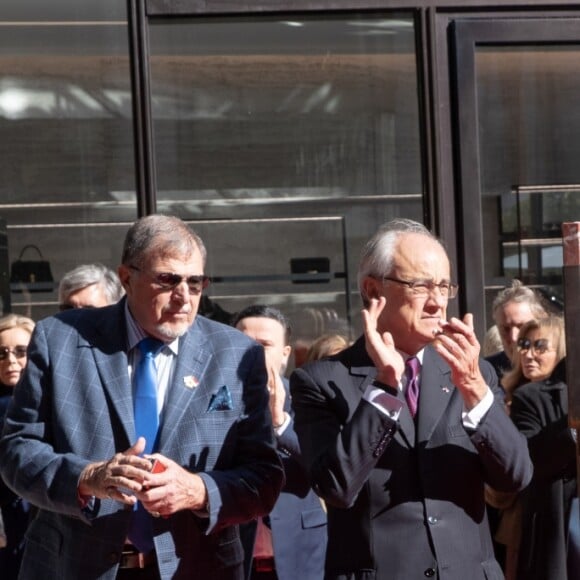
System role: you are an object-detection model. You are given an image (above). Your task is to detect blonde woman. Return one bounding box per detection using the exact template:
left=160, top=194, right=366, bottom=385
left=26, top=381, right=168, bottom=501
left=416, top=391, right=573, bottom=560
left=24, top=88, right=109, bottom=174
left=510, top=316, right=575, bottom=580
left=0, top=313, right=35, bottom=580
left=493, top=316, right=567, bottom=580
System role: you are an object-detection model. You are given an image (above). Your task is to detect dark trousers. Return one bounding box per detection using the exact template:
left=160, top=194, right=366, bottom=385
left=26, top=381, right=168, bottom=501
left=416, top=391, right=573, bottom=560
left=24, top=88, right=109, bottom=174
left=251, top=571, right=278, bottom=580
left=116, top=566, right=161, bottom=580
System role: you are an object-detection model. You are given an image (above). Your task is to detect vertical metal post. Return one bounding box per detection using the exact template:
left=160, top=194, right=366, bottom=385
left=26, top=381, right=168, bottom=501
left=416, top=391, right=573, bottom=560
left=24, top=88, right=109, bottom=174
left=562, top=221, right=580, bottom=498
left=127, top=0, right=157, bottom=216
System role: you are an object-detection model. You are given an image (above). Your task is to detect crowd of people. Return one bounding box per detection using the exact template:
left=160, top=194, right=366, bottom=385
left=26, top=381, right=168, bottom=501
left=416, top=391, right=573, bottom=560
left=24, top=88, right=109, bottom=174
left=0, top=214, right=576, bottom=580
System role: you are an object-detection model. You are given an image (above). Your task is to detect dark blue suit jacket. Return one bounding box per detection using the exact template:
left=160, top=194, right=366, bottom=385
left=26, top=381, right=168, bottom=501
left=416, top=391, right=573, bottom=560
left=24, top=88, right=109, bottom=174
left=291, top=337, right=533, bottom=580
left=241, top=380, right=327, bottom=580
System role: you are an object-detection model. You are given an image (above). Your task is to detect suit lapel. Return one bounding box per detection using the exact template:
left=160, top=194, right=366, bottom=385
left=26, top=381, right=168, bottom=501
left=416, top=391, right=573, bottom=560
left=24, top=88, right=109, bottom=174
left=349, top=337, right=415, bottom=448
left=156, top=320, right=213, bottom=451
left=416, top=345, right=454, bottom=442
left=90, top=299, right=134, bottom=447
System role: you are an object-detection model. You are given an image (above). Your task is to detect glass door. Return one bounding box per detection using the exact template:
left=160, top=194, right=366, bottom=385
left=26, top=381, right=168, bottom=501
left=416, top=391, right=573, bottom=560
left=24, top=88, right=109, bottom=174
left=451, top=17, right=580, bottom=337
left=137, top=5, right=426, bottom=351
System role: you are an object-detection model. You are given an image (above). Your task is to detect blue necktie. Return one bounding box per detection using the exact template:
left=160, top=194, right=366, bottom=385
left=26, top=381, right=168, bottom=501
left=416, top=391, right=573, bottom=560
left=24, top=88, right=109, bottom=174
left=128, top=337, right=163, bottom=553
left=405, top=356, right=421, bottom=418
left=133, top=337, right=163, bottom=454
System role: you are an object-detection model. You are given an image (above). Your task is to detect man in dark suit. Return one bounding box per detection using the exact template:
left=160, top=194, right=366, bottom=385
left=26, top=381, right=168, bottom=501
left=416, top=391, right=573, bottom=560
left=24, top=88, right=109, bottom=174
left=0, top=215, right=284, bottom=580
left=233, top=305, right=327, bottom=580
left=290, top=218, right=533, bottom=580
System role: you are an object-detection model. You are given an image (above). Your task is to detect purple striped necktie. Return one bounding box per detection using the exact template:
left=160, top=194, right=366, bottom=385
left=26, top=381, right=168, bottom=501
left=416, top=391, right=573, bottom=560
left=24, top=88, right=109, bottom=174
left=405, top=356, right=421, bottom=418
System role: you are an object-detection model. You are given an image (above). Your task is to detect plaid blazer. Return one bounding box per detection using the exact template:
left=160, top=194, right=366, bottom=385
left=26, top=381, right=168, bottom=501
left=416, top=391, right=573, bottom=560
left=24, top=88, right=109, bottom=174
left=0, top=299, right=283, bottom=580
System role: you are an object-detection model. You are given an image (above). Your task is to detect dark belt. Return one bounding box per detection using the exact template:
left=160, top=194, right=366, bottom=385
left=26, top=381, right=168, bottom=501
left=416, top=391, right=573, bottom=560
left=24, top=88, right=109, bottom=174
left=119, top=547, right=157, bottom=569
left=253, top=557, right=276, bottom=573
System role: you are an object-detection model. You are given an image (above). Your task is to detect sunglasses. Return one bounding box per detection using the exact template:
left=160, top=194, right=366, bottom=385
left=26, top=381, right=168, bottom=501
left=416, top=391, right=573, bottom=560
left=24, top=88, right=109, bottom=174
left=130, top=266, right=210, bottom=294
left=0, top=346, right=28, bottom=361
left=59, top=304, right=98, bottom=312
left=516, top=337, right=552, bottom=355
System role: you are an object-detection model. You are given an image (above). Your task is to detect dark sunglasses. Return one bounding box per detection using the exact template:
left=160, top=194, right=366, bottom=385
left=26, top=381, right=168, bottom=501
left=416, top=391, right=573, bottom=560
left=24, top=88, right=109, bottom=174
left=0, top=346, right=28, bottom=361
left=516, top=337, right=552, bottom=355
left=130, top=266, right=210, bottom=294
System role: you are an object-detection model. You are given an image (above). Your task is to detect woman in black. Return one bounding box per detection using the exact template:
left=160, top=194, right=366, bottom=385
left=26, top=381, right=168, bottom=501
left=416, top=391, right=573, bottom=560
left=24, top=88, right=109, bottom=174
left=0, top=314, right=35, bottom=580
left=510, top=316, right=577, bottom=580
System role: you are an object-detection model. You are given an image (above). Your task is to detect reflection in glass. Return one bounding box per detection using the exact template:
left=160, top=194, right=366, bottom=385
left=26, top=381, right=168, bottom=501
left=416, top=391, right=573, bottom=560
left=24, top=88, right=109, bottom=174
left=149, top=14, right=423, bottom=339
left=476, top=46, right=580, bottom=324
left=149, top=16, right=420, bottom=206
left=0, top=14, right=137, bottom=317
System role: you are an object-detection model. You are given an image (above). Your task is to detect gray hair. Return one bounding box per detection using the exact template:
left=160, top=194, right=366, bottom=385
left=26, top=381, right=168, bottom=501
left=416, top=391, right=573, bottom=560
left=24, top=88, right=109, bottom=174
left=121, top=214, right=207, bottom=269
left=491, top=279, right=547, bottom=324
left=0, top=313, right=35, bottom=336
left=58, top=263, right=124, bottom=305
left=357, top=219, right=440, bottom=305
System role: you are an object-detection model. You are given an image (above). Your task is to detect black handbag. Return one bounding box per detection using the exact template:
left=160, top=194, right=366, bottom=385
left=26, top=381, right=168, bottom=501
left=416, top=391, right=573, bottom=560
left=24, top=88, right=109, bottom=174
left=10, top=245, right=55, bottom=293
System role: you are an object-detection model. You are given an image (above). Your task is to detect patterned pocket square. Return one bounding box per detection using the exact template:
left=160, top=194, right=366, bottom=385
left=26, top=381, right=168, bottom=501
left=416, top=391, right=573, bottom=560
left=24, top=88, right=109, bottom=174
left=207, top=385, right=233, bottom=412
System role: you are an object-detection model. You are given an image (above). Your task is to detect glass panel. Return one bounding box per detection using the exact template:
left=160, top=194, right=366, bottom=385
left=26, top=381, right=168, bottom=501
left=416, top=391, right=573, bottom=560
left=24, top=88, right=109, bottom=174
left=0, top=2, right=137, bottom=318
left=476, top=46, right=580, bottom=324
left=7, top=223, right=130, bottom=321
left=149, top=14, right=423, bottom=342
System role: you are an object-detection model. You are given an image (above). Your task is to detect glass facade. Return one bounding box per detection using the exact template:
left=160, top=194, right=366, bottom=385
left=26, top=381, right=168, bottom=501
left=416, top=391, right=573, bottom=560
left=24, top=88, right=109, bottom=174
left=148, top=14, right=422, bottom=342
left=0, top=6, right=423, bottom=349
left=476, top=46, right=580, bottom=322
left=3, top=0, right=578, bottom=347
left=0, top=2, right=136, bottom=319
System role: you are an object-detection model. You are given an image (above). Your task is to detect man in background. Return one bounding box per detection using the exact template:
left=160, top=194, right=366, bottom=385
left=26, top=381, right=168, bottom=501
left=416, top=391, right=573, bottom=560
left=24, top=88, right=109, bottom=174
left=58, top=262, right=124, bottom=310
left=486, top=279, right=547, bottom=379
left=233, top=304, right=327, bottom=580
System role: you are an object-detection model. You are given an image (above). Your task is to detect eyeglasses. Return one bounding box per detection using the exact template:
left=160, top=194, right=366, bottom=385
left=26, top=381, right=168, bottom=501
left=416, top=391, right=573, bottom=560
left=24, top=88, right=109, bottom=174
left=130, top=266, right=210, bottom=294
left=379, top=276, right=458, bottom=299
left=0, top=346, right=28, bottom=361
left=516, top=337, right=553, bottom=355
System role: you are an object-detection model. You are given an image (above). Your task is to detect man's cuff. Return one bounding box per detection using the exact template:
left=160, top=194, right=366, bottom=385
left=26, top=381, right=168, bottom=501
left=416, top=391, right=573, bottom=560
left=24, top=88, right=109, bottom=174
left=273, top=412, right=291, bottom=436
left=462, top=387, right=494, bottom=429
left=363, top=383, right=403, bottom=420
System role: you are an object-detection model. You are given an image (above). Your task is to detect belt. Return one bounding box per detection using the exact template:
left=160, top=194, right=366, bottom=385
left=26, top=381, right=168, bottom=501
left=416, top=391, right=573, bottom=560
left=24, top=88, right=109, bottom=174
left=253, top=556, right=275, bottom=573
left=119, top=547, right=157, bottom=569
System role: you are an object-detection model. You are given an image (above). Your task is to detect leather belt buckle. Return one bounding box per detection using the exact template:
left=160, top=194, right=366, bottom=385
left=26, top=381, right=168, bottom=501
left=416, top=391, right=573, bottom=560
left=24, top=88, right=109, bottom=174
left=120, top=548, right=156, bottom=569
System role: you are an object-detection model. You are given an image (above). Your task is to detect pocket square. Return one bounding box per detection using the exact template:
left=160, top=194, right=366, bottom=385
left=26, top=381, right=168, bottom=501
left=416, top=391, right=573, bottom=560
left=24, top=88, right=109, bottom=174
left=207, top=385, right=233, bottom=412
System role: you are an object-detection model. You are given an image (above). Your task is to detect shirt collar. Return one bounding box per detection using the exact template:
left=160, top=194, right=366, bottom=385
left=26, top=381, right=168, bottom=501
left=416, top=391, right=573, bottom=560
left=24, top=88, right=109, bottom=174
left=400, top=348, right=425, bottom=365
left=124, top=301, right=179, bottom=355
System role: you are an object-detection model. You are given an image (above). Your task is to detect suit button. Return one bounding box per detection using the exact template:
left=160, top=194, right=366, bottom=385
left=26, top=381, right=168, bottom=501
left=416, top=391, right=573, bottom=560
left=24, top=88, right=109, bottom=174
left=427, top=516, right=438, bottom=525
left=424, top=568, right=436, bottom=577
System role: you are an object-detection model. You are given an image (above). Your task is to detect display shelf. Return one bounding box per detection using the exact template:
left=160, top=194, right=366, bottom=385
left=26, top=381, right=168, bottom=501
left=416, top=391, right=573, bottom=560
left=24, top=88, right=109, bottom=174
left=500, top=184, right=580, bottom=286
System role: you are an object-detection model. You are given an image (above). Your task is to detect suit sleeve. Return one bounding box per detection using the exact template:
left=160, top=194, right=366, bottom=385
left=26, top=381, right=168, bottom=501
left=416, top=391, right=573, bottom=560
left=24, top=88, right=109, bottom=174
left=0, top=322, right=92, bottom=519
left=465, top=359, right=533, bottom=492
left=199, top=343, right=285, bottom=533
left=511, top=384, right=576, bottom=484
left=290, top=363, right=397, bottom=509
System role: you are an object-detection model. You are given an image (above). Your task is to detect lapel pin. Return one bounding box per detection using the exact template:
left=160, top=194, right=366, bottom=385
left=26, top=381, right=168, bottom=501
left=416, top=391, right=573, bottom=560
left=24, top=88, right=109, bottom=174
left=441, top=386, right=450, bottom=393
left=183, top=375, right=199, bottom=389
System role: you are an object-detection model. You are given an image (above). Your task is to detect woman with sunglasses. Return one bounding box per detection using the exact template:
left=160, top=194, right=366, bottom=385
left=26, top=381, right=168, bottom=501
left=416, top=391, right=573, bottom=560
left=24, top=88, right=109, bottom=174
left=489, top=316, right=568, bottom=579
left=508, top=316, right=577, bottom=580
left=0, top=313, right=35, bottom=580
